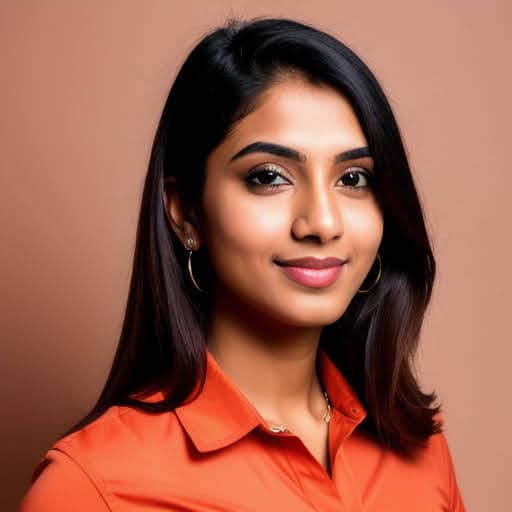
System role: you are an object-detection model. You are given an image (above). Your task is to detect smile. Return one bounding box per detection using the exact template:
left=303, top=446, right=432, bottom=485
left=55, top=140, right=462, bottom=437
left=274, top=261, right=344, bottom=288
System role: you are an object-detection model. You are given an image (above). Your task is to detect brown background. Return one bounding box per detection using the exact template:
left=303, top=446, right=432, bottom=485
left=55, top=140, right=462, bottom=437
left=1, top=1, right=510, bottom=510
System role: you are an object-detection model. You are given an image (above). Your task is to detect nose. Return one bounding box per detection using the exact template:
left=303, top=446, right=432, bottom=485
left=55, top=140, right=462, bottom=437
left=291, top=180, right=343, bottom=244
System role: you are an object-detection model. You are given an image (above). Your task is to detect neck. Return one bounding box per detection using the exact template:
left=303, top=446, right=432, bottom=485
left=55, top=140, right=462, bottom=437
left=206, top=293, right=327, bottom=426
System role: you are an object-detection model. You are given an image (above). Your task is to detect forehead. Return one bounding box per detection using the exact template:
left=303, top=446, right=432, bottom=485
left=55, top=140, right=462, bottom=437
left=217, top=79, right=368, bottom=159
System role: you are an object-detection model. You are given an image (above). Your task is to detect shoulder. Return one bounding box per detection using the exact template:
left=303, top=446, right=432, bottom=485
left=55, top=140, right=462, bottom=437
left=404, top=431, right=466, bottom=511
left=18, top=448, right=111, bottom=512
left=50, top=402, right=184, bottom=469
left=345, top=427, right=465, bottom=511
left=19, top=404, right=184, bottom=511
left=430, top=431, right=466, bottom=511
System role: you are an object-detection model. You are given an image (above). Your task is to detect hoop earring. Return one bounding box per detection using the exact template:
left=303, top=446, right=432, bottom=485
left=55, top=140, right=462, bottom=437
left=357, top=253, right=382, bottom=293
left=186, top=238, right=207, bottom=293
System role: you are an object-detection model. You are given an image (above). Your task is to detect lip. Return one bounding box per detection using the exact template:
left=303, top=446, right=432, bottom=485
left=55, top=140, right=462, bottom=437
left=274, top=257, right=346, bottom=288
left=274, top=256, right=346, bottom=269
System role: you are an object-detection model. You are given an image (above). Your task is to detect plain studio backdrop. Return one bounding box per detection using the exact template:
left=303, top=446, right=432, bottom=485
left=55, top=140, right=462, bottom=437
left=1, top=1, right=510, bottom=510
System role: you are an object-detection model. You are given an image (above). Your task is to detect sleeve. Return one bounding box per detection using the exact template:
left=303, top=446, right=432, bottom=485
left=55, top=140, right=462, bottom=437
left=438, top=433, right=466, bottom=512
left=18, top=449, right=111, bottom=512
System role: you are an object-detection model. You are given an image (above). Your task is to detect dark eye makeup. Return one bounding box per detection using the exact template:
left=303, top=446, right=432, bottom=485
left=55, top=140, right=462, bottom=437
left=243, top=163, right=375, bottom=191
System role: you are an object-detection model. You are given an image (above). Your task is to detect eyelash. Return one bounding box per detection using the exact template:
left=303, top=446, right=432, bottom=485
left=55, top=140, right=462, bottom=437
left=244, top=164, right=375, bottom=191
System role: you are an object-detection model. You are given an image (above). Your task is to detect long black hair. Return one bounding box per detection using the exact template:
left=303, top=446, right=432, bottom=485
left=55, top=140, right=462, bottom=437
left=64, top=16, right=442, bottom=455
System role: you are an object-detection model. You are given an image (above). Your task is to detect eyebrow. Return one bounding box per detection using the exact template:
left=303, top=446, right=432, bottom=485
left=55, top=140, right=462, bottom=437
left=229, top=141, right=371, bottom=164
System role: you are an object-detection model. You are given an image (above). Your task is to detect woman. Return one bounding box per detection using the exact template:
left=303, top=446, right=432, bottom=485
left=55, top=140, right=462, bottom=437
left=19, top=17, right=465, bottom=511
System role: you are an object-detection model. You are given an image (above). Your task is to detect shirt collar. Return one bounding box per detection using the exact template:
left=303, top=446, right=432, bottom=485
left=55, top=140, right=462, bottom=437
left=173, top=346, right=367, bottom=453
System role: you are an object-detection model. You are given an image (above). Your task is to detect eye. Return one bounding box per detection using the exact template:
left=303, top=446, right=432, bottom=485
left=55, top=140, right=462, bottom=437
left=244, top=164, right=291, bottom=190
left=338, top=167, right=373, bottom=188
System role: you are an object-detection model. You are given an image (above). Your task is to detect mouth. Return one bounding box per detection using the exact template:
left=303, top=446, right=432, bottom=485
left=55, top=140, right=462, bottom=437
left=273, top=257, right=346, bottom=288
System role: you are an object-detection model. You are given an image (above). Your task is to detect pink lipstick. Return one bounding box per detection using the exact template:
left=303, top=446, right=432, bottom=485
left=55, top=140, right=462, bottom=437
left=274, top=257, right=346, bottom=288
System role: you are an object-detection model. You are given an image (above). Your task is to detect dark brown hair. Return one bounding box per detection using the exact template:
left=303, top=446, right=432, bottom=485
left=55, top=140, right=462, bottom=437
left=64, top=16, right=442, bottom=456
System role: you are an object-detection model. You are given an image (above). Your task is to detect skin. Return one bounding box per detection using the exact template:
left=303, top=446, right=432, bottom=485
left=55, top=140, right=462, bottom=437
left=164, top=78, right=383, bottom=459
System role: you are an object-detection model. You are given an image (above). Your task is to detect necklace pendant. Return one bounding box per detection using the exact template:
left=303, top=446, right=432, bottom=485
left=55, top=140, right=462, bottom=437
left=269, top=425, right=290, bottom=433
left=265, top=389, right=331, bottom=433
left=322, top=392, right=331, bottom=423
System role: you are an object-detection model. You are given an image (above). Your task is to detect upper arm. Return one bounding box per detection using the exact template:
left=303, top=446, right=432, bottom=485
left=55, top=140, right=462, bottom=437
left=18, top=449, right=111, bottom=512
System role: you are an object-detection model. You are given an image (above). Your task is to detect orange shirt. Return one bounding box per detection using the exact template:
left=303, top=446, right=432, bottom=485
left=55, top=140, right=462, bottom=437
left=19, top=347, right=465, bottom=511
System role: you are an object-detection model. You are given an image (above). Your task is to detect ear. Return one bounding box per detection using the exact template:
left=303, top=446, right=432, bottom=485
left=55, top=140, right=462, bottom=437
left=163, top=176, right=202, bottom=249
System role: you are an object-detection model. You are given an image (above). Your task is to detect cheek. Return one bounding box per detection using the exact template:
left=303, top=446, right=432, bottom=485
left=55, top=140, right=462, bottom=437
left=344, top=201, right=384, bottom=255
left=203, top=184, right=288, bottom=264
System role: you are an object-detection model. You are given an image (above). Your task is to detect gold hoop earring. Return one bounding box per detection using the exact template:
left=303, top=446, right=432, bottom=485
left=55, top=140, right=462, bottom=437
left=357, top=253, right=382, bottom=293
left=186, top=238, right=207, bottom=293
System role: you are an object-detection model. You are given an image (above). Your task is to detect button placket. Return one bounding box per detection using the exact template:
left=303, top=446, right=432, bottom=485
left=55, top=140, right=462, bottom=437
left=283, top=435, right=347, bottom=511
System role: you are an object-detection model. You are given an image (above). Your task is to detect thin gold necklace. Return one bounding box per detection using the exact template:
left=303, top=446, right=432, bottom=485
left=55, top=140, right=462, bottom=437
left=267, top=390, right=331, bottom=433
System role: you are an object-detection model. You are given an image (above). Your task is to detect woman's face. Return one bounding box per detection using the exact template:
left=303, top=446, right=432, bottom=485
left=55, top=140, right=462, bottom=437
left=200, top=78, right=383, bottom=327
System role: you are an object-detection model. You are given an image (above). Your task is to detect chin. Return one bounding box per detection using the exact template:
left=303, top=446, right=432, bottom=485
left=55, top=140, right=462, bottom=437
left=298, top=310, right=346, bottom=327
left=262, top=299, right=348, bottom=328
left=223, top=278, right=350, bottom=327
